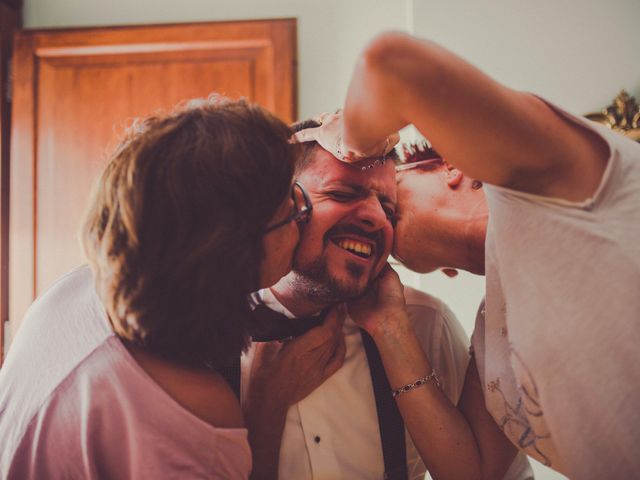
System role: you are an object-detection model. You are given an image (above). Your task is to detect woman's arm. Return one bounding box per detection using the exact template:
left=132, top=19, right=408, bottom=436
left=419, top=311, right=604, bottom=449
left=458, top=356, right=520, bottom=479
left=348, top=265, right=515, bottom=480
left=343, top=31, right=608, bottom=201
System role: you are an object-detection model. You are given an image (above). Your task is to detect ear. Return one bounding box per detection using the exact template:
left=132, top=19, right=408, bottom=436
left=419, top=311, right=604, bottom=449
left=445, top=168, right=463, bottom=188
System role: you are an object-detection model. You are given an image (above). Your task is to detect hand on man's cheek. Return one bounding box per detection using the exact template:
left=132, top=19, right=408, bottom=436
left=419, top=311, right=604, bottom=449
left=373, top=230, right=394, bottom=279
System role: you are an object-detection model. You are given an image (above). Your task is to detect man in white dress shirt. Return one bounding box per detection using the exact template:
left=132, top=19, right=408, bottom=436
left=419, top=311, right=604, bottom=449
left=241, top=120, right=531, bottom=480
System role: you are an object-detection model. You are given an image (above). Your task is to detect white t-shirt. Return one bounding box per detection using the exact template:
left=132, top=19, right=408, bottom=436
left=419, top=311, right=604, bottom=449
left=0, top=266, right=252, bottom=479
left=243, top=286, right=532, bottom=480
left=472, top=102, right=640, bottom=479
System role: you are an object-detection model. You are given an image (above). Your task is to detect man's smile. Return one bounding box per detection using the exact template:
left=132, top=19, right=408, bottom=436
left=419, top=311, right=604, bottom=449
left=331, top=236, right=376, bottom=260
left=324, top=222, right=384, bottom=265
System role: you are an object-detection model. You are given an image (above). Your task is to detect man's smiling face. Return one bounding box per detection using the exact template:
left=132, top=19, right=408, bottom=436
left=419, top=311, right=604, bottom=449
left=290, top=147, right=396, bottom=303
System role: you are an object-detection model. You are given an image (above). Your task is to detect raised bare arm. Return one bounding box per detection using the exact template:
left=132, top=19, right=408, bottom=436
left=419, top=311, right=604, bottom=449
left=343, top=32, right=608, bottom=201
left=348, top=265, right=517, bottom=480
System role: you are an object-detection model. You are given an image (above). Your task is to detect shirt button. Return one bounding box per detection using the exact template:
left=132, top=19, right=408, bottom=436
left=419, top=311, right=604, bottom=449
left=314, top=435, right=321, bottom=444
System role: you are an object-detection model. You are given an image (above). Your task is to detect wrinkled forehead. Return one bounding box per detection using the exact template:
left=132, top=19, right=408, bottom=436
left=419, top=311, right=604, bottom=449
left=298, top=147, right=397, bottom=200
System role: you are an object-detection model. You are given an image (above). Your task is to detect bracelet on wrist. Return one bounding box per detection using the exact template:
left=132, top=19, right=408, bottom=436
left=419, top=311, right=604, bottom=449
left=391, top=369, right=441, bottom=398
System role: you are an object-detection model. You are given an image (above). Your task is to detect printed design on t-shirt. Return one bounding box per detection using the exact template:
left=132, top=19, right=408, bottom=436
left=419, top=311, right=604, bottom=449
left=486, top=349, right=553, bottom=467
left=407, top=452, right=426, bottom=480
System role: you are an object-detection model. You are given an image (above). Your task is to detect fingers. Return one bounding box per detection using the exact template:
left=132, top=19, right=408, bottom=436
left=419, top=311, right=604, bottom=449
left=292, top=324, right=332, bottom=350
left=324, top=303, right=347, bottom=333
left=323, top=332, right=346, bottom=378
left=285, top=308, right=343, bottom=353
left=291, top=111, right=340, bottom=144
left=291, top=109, right=399, bottom=169
left=316, top=112, right=337, bottom=124
left=342, top=150, right=359, bottom=163
left=385, top=133, right=401, bottom=154
left=319, top=303, right=346, bottom=353
left=376, top=262, right=397, bottom=281
left=377, top=264, right=405, bottom=295
left=252, top=339, right=284, bottom=364
left=290, top=128, right=321, bottom=144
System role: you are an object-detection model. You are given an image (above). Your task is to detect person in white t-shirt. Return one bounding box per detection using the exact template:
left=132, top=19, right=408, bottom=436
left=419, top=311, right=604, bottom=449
left=294, top=31, right=640, bottom=480
left=299, top=29, right=640, bottom=479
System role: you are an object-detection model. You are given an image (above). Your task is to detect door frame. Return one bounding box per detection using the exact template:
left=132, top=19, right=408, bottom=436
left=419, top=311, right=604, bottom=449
left=0, top=0, right=21, bottom=363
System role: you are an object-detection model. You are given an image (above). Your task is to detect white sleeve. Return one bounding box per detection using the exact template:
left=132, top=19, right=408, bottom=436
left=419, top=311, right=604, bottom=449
left=436, top=303, right=471, bottom=405
left=404, top=287, right=470, bottom=405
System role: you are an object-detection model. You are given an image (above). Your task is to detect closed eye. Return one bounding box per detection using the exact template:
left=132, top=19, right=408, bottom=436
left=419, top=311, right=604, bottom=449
left=327, top=191, right=358, bottom=202
left=383, top=207, right=397, bottom=224
left=327, top=190, right=396, bottom=223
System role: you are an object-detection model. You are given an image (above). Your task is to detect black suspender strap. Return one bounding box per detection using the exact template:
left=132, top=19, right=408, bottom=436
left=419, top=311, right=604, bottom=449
left=360, top=329, right=408, bottom=480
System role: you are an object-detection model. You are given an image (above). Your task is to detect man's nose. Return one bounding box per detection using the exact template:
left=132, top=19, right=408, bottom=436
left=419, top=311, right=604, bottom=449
left=354, top=196, right=388, bottom=231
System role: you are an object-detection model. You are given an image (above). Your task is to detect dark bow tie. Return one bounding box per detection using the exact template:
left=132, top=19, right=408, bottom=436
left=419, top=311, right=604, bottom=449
left=248, top=304, right=328, bottom=342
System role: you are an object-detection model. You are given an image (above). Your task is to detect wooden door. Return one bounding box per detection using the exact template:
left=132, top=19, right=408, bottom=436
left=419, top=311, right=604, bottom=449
left=0, top=0, right=21, bottom=361
left=9, top=19, right=297, bottom=340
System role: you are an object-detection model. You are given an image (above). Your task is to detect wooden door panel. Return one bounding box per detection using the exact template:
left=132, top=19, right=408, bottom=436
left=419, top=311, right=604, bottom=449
left=35, top=51, right=259, bottom=295
left=10, top=19, right=297, bottom=338
left=0, top=1, right=21, bottom=362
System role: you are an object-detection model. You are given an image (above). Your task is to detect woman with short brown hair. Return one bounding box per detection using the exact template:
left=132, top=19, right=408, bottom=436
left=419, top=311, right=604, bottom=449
left=0, top=97, right=344, bottom=479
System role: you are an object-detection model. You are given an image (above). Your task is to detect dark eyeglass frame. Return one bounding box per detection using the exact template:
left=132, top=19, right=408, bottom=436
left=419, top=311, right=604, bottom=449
left=263, top=181, right=313, bottom=234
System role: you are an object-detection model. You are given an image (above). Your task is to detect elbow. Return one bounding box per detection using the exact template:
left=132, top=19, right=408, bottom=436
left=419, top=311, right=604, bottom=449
left=360, top=31, right=413, bottom=74
left=357, top=31, right=441, bottom=108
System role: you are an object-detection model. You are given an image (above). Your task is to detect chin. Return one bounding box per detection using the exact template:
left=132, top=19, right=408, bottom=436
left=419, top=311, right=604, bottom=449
left=327, top=272, right=370, bottom=299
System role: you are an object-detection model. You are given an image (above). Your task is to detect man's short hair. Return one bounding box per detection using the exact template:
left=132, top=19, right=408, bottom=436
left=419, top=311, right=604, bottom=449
left=291, top=117, right=399, bottom=175
left=81, top=97, right=297, bottom=369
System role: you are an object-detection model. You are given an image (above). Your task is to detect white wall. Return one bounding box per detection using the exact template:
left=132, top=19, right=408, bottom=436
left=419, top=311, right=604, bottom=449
left=23, top=2, right=640, bottom=479
left=412, top=0, right=640, bottom=113
left=24, top=0, right=411, bottom=120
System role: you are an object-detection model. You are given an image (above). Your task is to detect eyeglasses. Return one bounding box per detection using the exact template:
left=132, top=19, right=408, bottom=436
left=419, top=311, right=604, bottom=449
left=263, top=181, right=313, bottom=234
left=395, top=158, right=444, bottom=172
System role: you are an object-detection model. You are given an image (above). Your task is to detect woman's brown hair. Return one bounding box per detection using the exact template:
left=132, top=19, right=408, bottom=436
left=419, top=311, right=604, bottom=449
left=81, top=97, right=296, bottom=370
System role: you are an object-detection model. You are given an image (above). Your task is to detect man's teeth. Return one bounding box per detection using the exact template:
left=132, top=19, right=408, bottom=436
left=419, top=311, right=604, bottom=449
left=337, top=239, right=372, bottom=257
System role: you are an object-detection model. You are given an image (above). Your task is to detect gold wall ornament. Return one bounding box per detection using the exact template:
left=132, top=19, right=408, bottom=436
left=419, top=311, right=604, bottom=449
left=585, top=90, right=640, bottom=142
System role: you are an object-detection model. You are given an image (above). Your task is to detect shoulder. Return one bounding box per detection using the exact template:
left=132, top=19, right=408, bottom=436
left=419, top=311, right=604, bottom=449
left=403, top=285, right=468, bottom=353
left=25, top=265, right=97, bottom=319
left=127, top=345, right=244, bottom=429
left=403, top=286, right=470, bottom=402
left=403, top=286, right=460, bottom=334
left=404, top=285, right=452, bottom=313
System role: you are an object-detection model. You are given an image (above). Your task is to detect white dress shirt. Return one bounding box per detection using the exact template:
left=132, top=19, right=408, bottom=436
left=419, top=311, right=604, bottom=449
left=241, top=286, right=471, bottom=480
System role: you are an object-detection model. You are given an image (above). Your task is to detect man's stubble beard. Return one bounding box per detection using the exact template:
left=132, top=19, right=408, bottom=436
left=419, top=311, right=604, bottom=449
left=290, top=250, right=372, bottom=305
